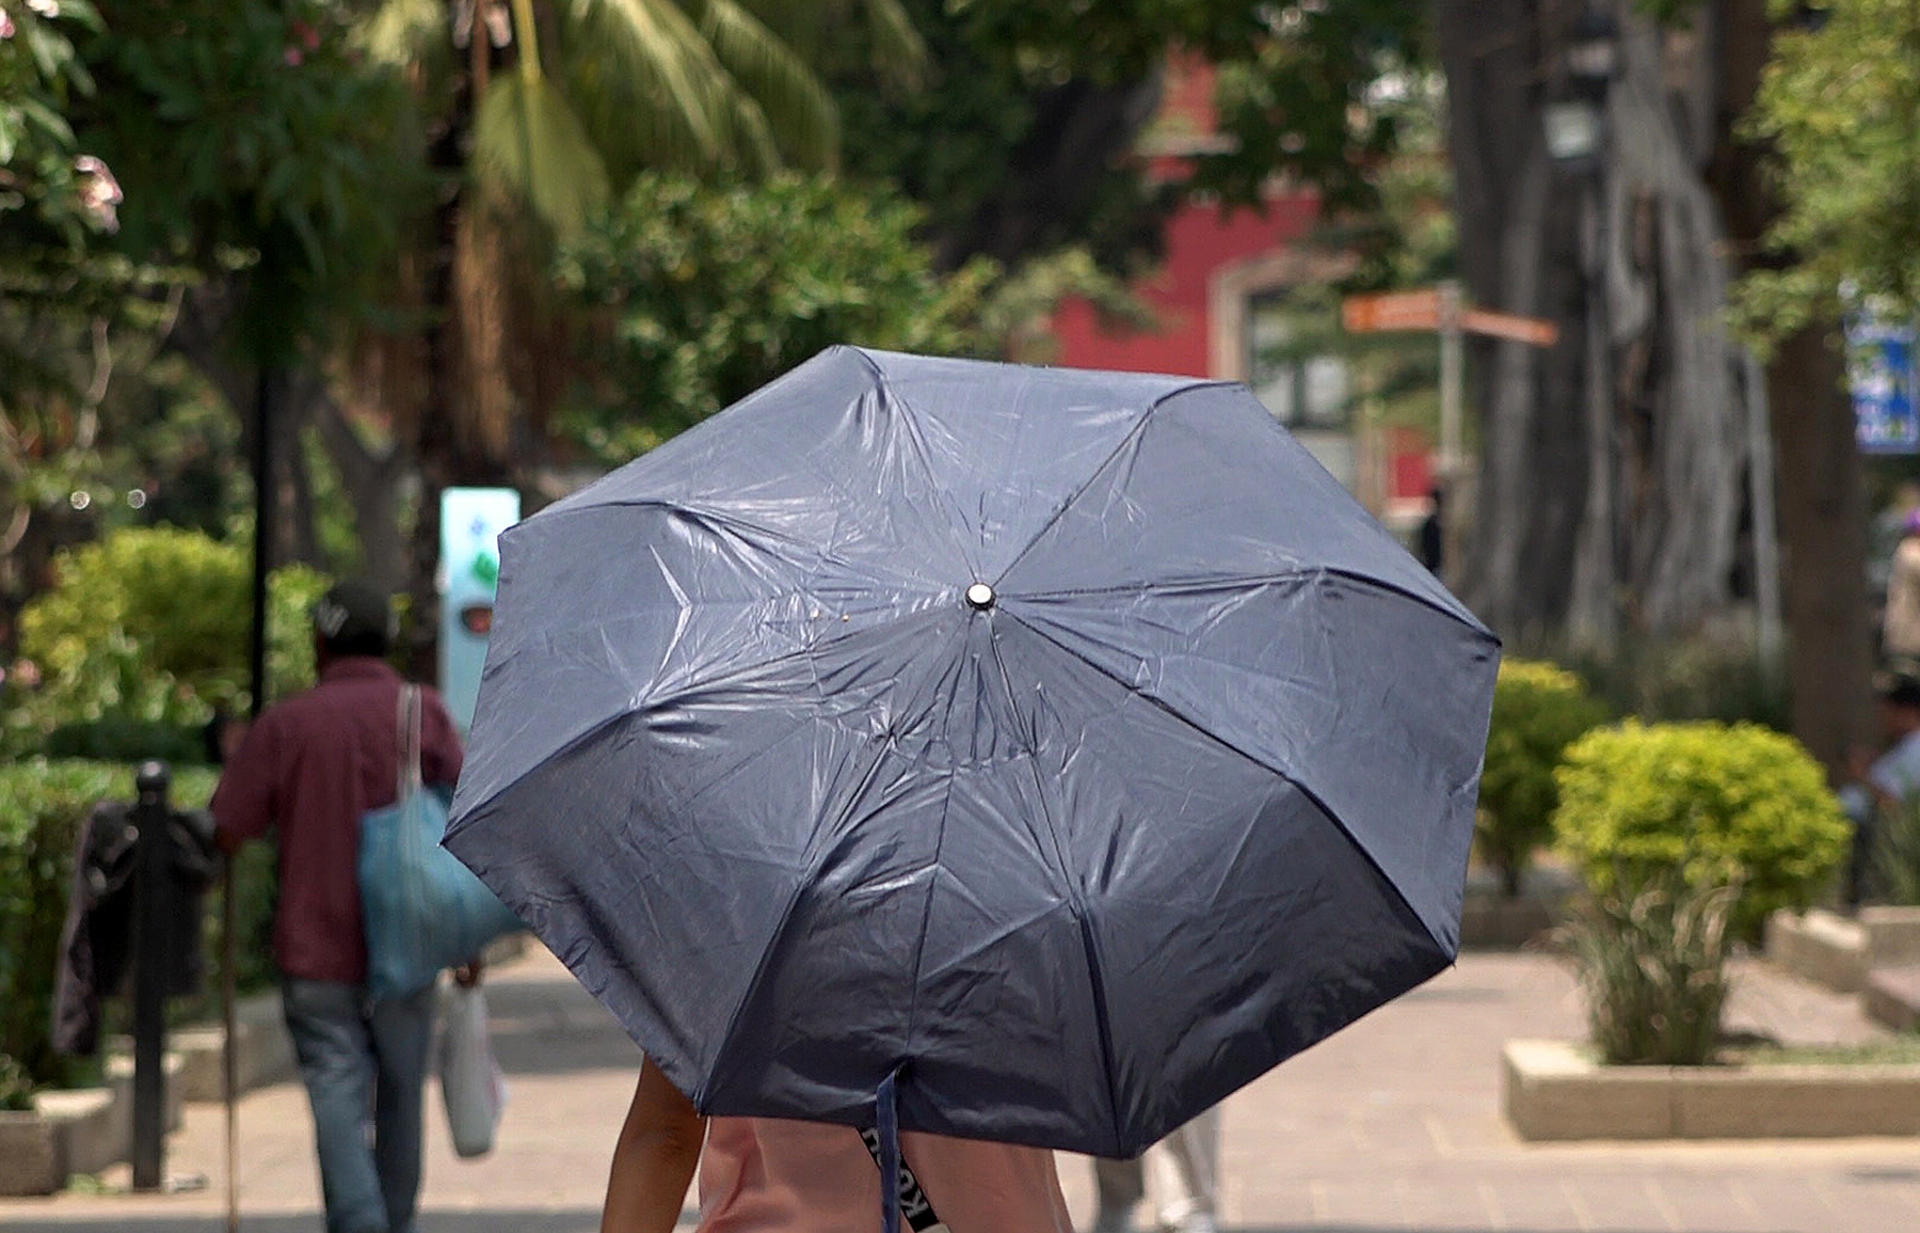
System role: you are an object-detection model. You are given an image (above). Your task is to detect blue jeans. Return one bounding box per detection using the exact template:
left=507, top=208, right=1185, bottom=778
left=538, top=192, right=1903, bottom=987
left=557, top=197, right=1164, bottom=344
left=283, top=979, right=438, bottom=1233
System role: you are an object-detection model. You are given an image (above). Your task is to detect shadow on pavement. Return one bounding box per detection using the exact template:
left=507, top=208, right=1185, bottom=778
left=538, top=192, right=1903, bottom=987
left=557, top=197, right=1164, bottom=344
left=483, top=1015, right=641, bottom=1077
left=469, top=975, right=643, bottom=1077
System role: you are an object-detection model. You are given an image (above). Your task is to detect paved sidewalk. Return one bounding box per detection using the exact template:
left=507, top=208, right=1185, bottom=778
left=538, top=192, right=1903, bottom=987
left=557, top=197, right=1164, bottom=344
left=5, top=942, right=1919, bottom=1232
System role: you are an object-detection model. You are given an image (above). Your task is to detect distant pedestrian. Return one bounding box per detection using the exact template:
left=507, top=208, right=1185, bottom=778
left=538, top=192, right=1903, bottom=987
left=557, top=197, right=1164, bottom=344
left=1884, top=509, right=1920, bottom=657
left=601, top=1058, right=1073, bottom=1233
left=1841, top=661, right=1920, bottom=906
left=213, top=580, right=469, bottom=1233
left=1090, top=1107, right=1220, bottom=1233
left=1416, top=486, right=1445, bottom=575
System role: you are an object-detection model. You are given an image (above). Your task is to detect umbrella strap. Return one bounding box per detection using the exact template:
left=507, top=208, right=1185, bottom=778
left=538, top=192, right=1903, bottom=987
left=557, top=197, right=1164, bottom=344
left=861, top=1067, right=946, bottom=1233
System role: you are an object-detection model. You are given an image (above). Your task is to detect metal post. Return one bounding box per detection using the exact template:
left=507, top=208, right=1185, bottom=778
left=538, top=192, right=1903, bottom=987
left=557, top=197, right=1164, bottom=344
left=130, top=760, right=172, bottom=1192
left=248, top=369, right=279, bottom=721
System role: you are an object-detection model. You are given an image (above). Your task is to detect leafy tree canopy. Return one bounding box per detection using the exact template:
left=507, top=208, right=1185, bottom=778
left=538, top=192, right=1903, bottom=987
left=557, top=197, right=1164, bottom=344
left=1736, top=0, right=1920, bottom=345
left=72, top=0, right=431, bottom=359
left=553, top=171, right=997, bottom=461
left=828, top=0, right=1427, bottom=276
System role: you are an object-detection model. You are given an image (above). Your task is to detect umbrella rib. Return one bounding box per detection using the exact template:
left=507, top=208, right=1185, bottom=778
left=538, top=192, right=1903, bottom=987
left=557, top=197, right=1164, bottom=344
left=854, top=346, right=996, bottom=577
left=1015, top=567, right=1497, bottom=636
left=529, top=497, right=949, bottom=597
left=988, top=629, right=1130, bottom=1155
left=701, top=731, right=901, bottom=1106
left=992, top=382, right=1227, bottom=586
left=1000, top=609, right=1452, bottom=959
left=896, top=765, right=960, bottom=1077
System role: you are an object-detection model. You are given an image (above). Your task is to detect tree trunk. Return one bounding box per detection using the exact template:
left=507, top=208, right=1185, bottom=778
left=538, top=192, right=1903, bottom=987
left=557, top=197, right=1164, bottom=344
left=312, top=391, right=409, bottom=593
left=1706, top=0, right=1872, bottom=773
left=1437, top=1, right=1753, bottom=646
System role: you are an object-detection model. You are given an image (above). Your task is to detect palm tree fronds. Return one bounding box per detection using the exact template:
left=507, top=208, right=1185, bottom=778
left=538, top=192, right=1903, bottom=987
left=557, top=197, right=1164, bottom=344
left=568, top=0, right=731, bottom=164
left=696, top=0, right=839, bottom=170
left=719, top=93, right=781, bottom=179
left=731, top=0, right=924, bottom=91
left=361, top=0, right=447, bottom=70
left=858, top=0, right=926, bottom=92
left=473, top=74, right=612, bottom=238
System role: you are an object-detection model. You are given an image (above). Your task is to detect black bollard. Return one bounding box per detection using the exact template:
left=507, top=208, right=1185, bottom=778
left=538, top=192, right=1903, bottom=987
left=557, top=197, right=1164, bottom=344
left=130, top=759, right=171, bottom=1192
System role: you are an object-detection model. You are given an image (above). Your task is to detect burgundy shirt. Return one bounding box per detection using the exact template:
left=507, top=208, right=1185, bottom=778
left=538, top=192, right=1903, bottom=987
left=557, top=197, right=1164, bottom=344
left=212, top=658, right=464, bottom=984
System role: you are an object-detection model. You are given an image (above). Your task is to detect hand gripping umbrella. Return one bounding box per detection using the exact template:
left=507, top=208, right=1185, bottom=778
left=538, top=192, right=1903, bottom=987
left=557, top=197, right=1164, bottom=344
left=446, top=347, right=1499, bottom=1167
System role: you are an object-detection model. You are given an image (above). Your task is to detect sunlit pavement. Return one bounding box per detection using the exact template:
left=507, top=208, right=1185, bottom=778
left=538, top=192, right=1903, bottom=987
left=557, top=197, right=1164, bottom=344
left=5, top=939, right=1918, bottom=1232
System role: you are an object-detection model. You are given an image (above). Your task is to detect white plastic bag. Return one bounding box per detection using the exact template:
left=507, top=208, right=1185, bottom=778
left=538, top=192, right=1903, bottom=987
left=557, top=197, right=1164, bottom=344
left=439, top=982, right=507, bottom=1158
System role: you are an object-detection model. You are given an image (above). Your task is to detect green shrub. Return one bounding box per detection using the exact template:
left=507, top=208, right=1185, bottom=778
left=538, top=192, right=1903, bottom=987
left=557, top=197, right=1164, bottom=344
left=1554, top=873, right=1740, bottom=1066
left=0, top=759, right=275, bottom=1094
left=0, top=1053, right=33, bottom=1111
left=1556, top=633, right=1788, bottom=730
left=43, top=717, right=212, bottom=765
left=1477, top=660, right=1608, bottom=896
left=555, top=171, right=1001, bottom=462
left=1873, top=792, right=1920, bottom=907
left=8, top=527, right=326, bottom=755
left=1552, top=720, right=1849, bottom=936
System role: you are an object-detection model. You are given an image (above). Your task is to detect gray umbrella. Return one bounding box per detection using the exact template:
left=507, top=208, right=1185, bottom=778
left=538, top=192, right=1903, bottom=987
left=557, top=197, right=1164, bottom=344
left=445, top=346, right=1499, bottom=1160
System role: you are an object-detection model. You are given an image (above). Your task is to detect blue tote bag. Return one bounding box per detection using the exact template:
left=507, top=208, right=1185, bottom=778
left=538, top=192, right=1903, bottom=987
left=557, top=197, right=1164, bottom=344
left=360, top=686, right=522, bottom=1000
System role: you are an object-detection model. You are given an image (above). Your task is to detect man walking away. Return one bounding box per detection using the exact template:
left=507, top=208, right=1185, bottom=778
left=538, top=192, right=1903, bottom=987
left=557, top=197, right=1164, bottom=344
left=213, top=580, right=466, bottom=1233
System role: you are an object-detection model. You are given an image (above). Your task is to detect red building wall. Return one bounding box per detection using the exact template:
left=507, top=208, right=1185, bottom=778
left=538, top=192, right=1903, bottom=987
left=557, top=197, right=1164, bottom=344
left=1050, top=193, right=1320, bottom=378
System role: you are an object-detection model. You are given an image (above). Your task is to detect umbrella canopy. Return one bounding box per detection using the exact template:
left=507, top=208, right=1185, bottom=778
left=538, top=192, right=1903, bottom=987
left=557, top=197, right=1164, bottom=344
left=446, top=346, right=1499, bottom=1158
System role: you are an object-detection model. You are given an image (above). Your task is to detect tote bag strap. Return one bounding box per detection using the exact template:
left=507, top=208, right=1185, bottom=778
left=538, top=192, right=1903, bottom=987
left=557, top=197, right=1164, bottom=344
left=396, top=684, right=424, bottom=798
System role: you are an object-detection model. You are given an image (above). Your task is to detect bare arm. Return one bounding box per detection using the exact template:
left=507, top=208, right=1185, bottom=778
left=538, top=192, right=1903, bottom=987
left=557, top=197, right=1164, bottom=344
left=602, top=1057, right=705, bottom=1233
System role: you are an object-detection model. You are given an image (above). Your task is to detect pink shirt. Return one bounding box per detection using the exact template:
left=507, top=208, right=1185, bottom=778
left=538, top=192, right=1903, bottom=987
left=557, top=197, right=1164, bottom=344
left=697, top=1117, right=1074, bottom=1233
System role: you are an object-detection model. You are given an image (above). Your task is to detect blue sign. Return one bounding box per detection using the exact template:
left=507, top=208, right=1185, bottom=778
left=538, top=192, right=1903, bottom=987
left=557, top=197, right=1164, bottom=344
left=439, top=488, right=520, bottom=732
left=1852, top=319, right=1918, bottom=454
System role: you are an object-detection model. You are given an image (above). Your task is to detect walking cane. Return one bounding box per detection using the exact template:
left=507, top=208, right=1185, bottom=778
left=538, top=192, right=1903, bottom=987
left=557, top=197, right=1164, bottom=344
left=222, top=869, right=239, bottom=1233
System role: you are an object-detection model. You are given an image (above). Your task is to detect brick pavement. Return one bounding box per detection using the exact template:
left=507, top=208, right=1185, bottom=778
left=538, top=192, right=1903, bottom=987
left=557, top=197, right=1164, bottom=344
left=4, top=942, right=1918, bottom=1232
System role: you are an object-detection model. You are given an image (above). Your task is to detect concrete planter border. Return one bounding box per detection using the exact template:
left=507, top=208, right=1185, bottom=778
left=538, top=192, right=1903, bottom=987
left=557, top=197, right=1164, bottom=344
left=0, top=1054, right=183, bottom=1197
left=1765, top=906, right=1920, bottom=994
left=1, top=931, right=533, bottom=1196
left=1504, top=1039, right=1920, bottom=1141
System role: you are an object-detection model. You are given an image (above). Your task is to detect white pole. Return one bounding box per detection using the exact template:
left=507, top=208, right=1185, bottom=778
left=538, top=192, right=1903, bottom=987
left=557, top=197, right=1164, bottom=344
left=1746, top=349, right=1784, bottom=667
left=1439, top=280, right=1465, bottom=477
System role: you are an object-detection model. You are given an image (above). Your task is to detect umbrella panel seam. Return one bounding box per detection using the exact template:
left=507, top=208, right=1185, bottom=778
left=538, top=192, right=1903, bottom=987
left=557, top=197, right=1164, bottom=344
left=1013, top=568, right=1504, bottom=641
left=515, top=498, right=953, bottom=599
left=995, top=623, right=1128, bottom=1155
left=999, top=608, right=1455, bottom=960
left=700, top=730, right=899, bottom=1109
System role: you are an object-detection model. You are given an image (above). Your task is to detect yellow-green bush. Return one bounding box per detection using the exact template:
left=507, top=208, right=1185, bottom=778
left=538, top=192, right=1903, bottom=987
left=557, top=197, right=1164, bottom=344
left=1476, top=660, right=1608, bottom=896
left=1552, top=721, right=1849, bottom=935
left=6, top=528, right=327, bottom=754
left=0, top=760, right=276, bottom=1094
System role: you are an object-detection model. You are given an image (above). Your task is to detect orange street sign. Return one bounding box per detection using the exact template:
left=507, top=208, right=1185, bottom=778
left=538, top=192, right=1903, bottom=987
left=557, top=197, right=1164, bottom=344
left=1342, top=289, right=1442, bottom=334
left=1462, top=308, right=1559, bottom=348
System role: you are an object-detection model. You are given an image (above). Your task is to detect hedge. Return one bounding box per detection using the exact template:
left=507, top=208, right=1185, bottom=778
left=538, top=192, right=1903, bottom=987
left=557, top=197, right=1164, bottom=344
left=0, top=759, right=277, bottom=1095
left=1476, top=660, right=1608, bottom=896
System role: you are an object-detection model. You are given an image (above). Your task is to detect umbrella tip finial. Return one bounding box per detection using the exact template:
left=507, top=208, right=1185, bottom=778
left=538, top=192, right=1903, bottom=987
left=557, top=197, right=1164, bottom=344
left=965, top=583, right=996, bottom=611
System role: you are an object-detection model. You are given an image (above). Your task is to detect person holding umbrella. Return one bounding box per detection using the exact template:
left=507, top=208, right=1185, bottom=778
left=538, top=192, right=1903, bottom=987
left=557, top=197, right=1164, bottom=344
left=447, top=349, right=1499, bottom=1233
left=601, top=1057, right=1072, bottom=1232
